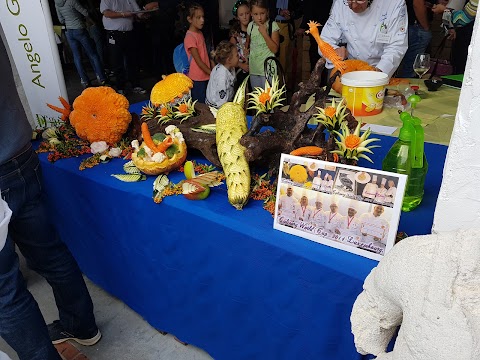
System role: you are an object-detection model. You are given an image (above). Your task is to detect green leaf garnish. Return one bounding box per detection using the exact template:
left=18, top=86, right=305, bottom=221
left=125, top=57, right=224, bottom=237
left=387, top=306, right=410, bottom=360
left=165, top=144, right=179, bottom=158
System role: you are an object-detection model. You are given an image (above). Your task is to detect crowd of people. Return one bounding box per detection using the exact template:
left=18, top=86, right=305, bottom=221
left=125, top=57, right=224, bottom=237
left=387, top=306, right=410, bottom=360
left=53, top=0, right=474, bottom=103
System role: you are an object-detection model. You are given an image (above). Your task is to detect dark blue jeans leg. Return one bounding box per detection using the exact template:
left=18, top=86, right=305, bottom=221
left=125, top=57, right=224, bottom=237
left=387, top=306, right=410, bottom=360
left=191, top=80, right=208, bottom=103
left=66, top=29, right=89, bottom=84
left=72, top=28, right=106, bottom=82
left=107, top=31, right=128, bottom=90
left=0, top=146, right=97, bottom=354
left=0, top=239, right=61, bottom=360
left=398, top=24, right=432, bottom=78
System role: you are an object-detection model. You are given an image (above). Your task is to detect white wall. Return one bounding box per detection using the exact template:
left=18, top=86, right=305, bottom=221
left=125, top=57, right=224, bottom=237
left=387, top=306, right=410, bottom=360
left=432, top=18, right=480, bottom=232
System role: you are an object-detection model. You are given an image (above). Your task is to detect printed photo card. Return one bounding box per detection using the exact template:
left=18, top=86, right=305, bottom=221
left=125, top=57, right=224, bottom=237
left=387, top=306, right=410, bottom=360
left=274, top=154, right=407, bottom=261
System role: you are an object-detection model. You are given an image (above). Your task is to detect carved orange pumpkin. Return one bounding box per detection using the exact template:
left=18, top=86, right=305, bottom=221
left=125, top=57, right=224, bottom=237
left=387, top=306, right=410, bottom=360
left=70, top=86, right=131, bottom=144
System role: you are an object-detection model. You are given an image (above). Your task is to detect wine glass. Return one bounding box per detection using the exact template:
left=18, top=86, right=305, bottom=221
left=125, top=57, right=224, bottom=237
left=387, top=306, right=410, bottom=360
left=413, top=53, right=430, bottom=87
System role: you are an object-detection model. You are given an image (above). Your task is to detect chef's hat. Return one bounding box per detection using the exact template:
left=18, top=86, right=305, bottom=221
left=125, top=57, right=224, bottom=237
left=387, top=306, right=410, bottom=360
left=348, top=199, right=358, bottom=210
left=381, top=178, right=387, bottom=185
left=315, top=193, right=323, bottom=203
left=316, top=170, right=322, bottom=177
left=330, top=195, right=339, bottom=206
left=372, top=174, right=377, bottom=183
left=324, top=173, right=329, bottom=180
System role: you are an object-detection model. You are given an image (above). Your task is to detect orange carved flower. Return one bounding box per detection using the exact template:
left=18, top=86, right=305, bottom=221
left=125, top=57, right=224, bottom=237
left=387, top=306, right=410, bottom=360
left=259, top=91, right=271, bottom=105
left=160, top=107, right=169, bottom=116
left=325, top=106, right=336, bottom=118
left=178, top=103, right=188, bottom=113
left=345, top=134, right=361, bottom=149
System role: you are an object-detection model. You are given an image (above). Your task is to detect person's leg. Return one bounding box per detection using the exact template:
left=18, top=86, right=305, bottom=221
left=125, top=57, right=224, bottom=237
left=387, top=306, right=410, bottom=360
left=452, top=23, right=474, bottom=74
left=398, top=24, right=432, bottom=78
left=75, top=28, right=106, bottom=83
left=65, top=29, right=90, bottom=86
left=250, top=74, right=266, bottom=90
left=123, top=31, right=145, bottom=92
left=9, top=149, right=98, bottom=338
left=107, top=31, right=126, bottom=91
left=277, top=22, right=291, bottom=85
left=191, top=80, right=208, bottom=103
left=0, top=150, right=62, bottom=360
left=88, top=24, right=105, bottom=68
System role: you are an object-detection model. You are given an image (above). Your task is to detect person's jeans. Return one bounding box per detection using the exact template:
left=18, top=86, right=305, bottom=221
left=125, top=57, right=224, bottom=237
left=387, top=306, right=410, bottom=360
left=66, top=28, right=106, bottom=84
left=0, top=145, right=96, bottom=360
left=107, top=30, right=139, bottom=90
left=191, top=80, right=208, bottom=103
left=398, top=24, right=432, bottom=78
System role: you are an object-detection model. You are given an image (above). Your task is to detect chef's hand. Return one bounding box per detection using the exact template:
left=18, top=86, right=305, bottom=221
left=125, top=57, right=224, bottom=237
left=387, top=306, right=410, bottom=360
left=144, top=2, right=159, bottom=10
left=335, top=46, right=348, bottom=60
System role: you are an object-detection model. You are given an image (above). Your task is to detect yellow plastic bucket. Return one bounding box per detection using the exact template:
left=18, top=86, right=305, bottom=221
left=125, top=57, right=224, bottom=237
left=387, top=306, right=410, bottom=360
left=341, top=71, right=389, bottom=116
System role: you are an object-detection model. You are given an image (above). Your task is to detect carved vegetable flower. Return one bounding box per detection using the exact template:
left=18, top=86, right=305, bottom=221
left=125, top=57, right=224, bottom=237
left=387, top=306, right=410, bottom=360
left=289, top=164, right=308, bottom=183
left=173, top=98, right=197, bottom=122
left=70, top=87, right=131, bottom=144
left=156, top=104, right=175, bottom=125
left=248, top=76, right=286, bottom=116
left=332, top=122, right=380, bottom=163
left=312, top=98, right=348, bottom=133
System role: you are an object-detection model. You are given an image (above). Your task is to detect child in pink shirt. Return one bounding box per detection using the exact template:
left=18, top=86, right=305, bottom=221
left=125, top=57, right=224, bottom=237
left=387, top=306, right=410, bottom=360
left=184, top=3, right=211, bottom=103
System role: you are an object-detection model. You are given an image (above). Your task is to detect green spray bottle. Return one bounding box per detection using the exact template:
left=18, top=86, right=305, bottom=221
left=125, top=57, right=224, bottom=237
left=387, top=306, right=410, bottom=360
left=382, top=95, right=428, bottom=211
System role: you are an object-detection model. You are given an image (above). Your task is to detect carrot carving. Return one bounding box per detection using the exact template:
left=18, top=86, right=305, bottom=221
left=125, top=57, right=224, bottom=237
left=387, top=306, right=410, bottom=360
left=141, top=122, right=160, bottom=153
left=290, top=146, right=324, bottom=157
left=156, top=136, right=174, bottom=153
left=47, top=96, right=71, bottom=121
left=141, top=122, right=174, bottom=154
left=306, top=21, right=346, bottom=73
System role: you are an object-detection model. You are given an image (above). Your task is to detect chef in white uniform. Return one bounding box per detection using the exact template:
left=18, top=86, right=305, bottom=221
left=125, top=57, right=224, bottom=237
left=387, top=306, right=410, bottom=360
left=278, top=186, right=300, bottom=219
left=360, top=205, right=389, bottom=254
left=324, top=199, right=344, bottom=237
left=362, top=174, right=378, bottom=202
left=312, top=170, right=323, bottom=191
left=310, top=194, right=327, bottom=229
left=297, top=195, right=312, bottom=222
left=320, top=0, right=408, bottom=77
left=336, top=201, right=362, bottom=238
left=374, top=178, right=388, bottom=204
left=384, top=179, right=397, bottom=205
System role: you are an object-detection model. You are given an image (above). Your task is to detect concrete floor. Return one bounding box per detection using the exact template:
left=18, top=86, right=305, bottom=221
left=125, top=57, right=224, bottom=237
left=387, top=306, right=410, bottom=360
left=0, top=263, right=213, bottom=360
left=0, top=63, right=214, bottom=360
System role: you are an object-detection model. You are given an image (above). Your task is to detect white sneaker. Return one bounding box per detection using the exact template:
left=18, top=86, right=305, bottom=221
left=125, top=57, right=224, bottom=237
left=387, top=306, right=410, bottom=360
left=133, top=87, right=147, bottom=94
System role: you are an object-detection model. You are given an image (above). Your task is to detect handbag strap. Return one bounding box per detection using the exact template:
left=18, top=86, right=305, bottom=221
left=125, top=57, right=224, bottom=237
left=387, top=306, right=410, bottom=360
left=432, top=35, right=449, bottom=59
left=430, top=35, right=450, bottom=77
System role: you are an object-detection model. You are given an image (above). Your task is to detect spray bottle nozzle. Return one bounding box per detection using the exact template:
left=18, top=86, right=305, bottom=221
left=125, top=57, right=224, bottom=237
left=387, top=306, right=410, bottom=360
left=407, top=94, right=421, bottom=116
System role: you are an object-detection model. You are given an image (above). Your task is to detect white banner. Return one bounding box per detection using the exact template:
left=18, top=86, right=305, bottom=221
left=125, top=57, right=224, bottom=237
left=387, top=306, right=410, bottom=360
left=0, top=0, right=67, bottom=129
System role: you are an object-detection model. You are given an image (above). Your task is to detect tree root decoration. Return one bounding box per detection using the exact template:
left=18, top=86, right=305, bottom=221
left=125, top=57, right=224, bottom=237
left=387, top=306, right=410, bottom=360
left=146, top=59, right=357, bottom=173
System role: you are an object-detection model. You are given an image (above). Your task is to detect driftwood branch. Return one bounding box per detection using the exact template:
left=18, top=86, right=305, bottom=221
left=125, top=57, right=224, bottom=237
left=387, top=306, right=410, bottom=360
left=146, top=58, right=357, bottom=172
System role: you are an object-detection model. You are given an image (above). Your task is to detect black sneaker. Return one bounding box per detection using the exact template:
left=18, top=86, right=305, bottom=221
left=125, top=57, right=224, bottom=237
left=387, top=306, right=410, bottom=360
left=47, top=320, right=101, bottom=346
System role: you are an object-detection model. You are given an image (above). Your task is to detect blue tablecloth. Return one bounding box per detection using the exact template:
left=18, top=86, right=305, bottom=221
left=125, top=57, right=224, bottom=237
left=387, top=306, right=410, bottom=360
left=37, top=106, right=447, bottom=360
